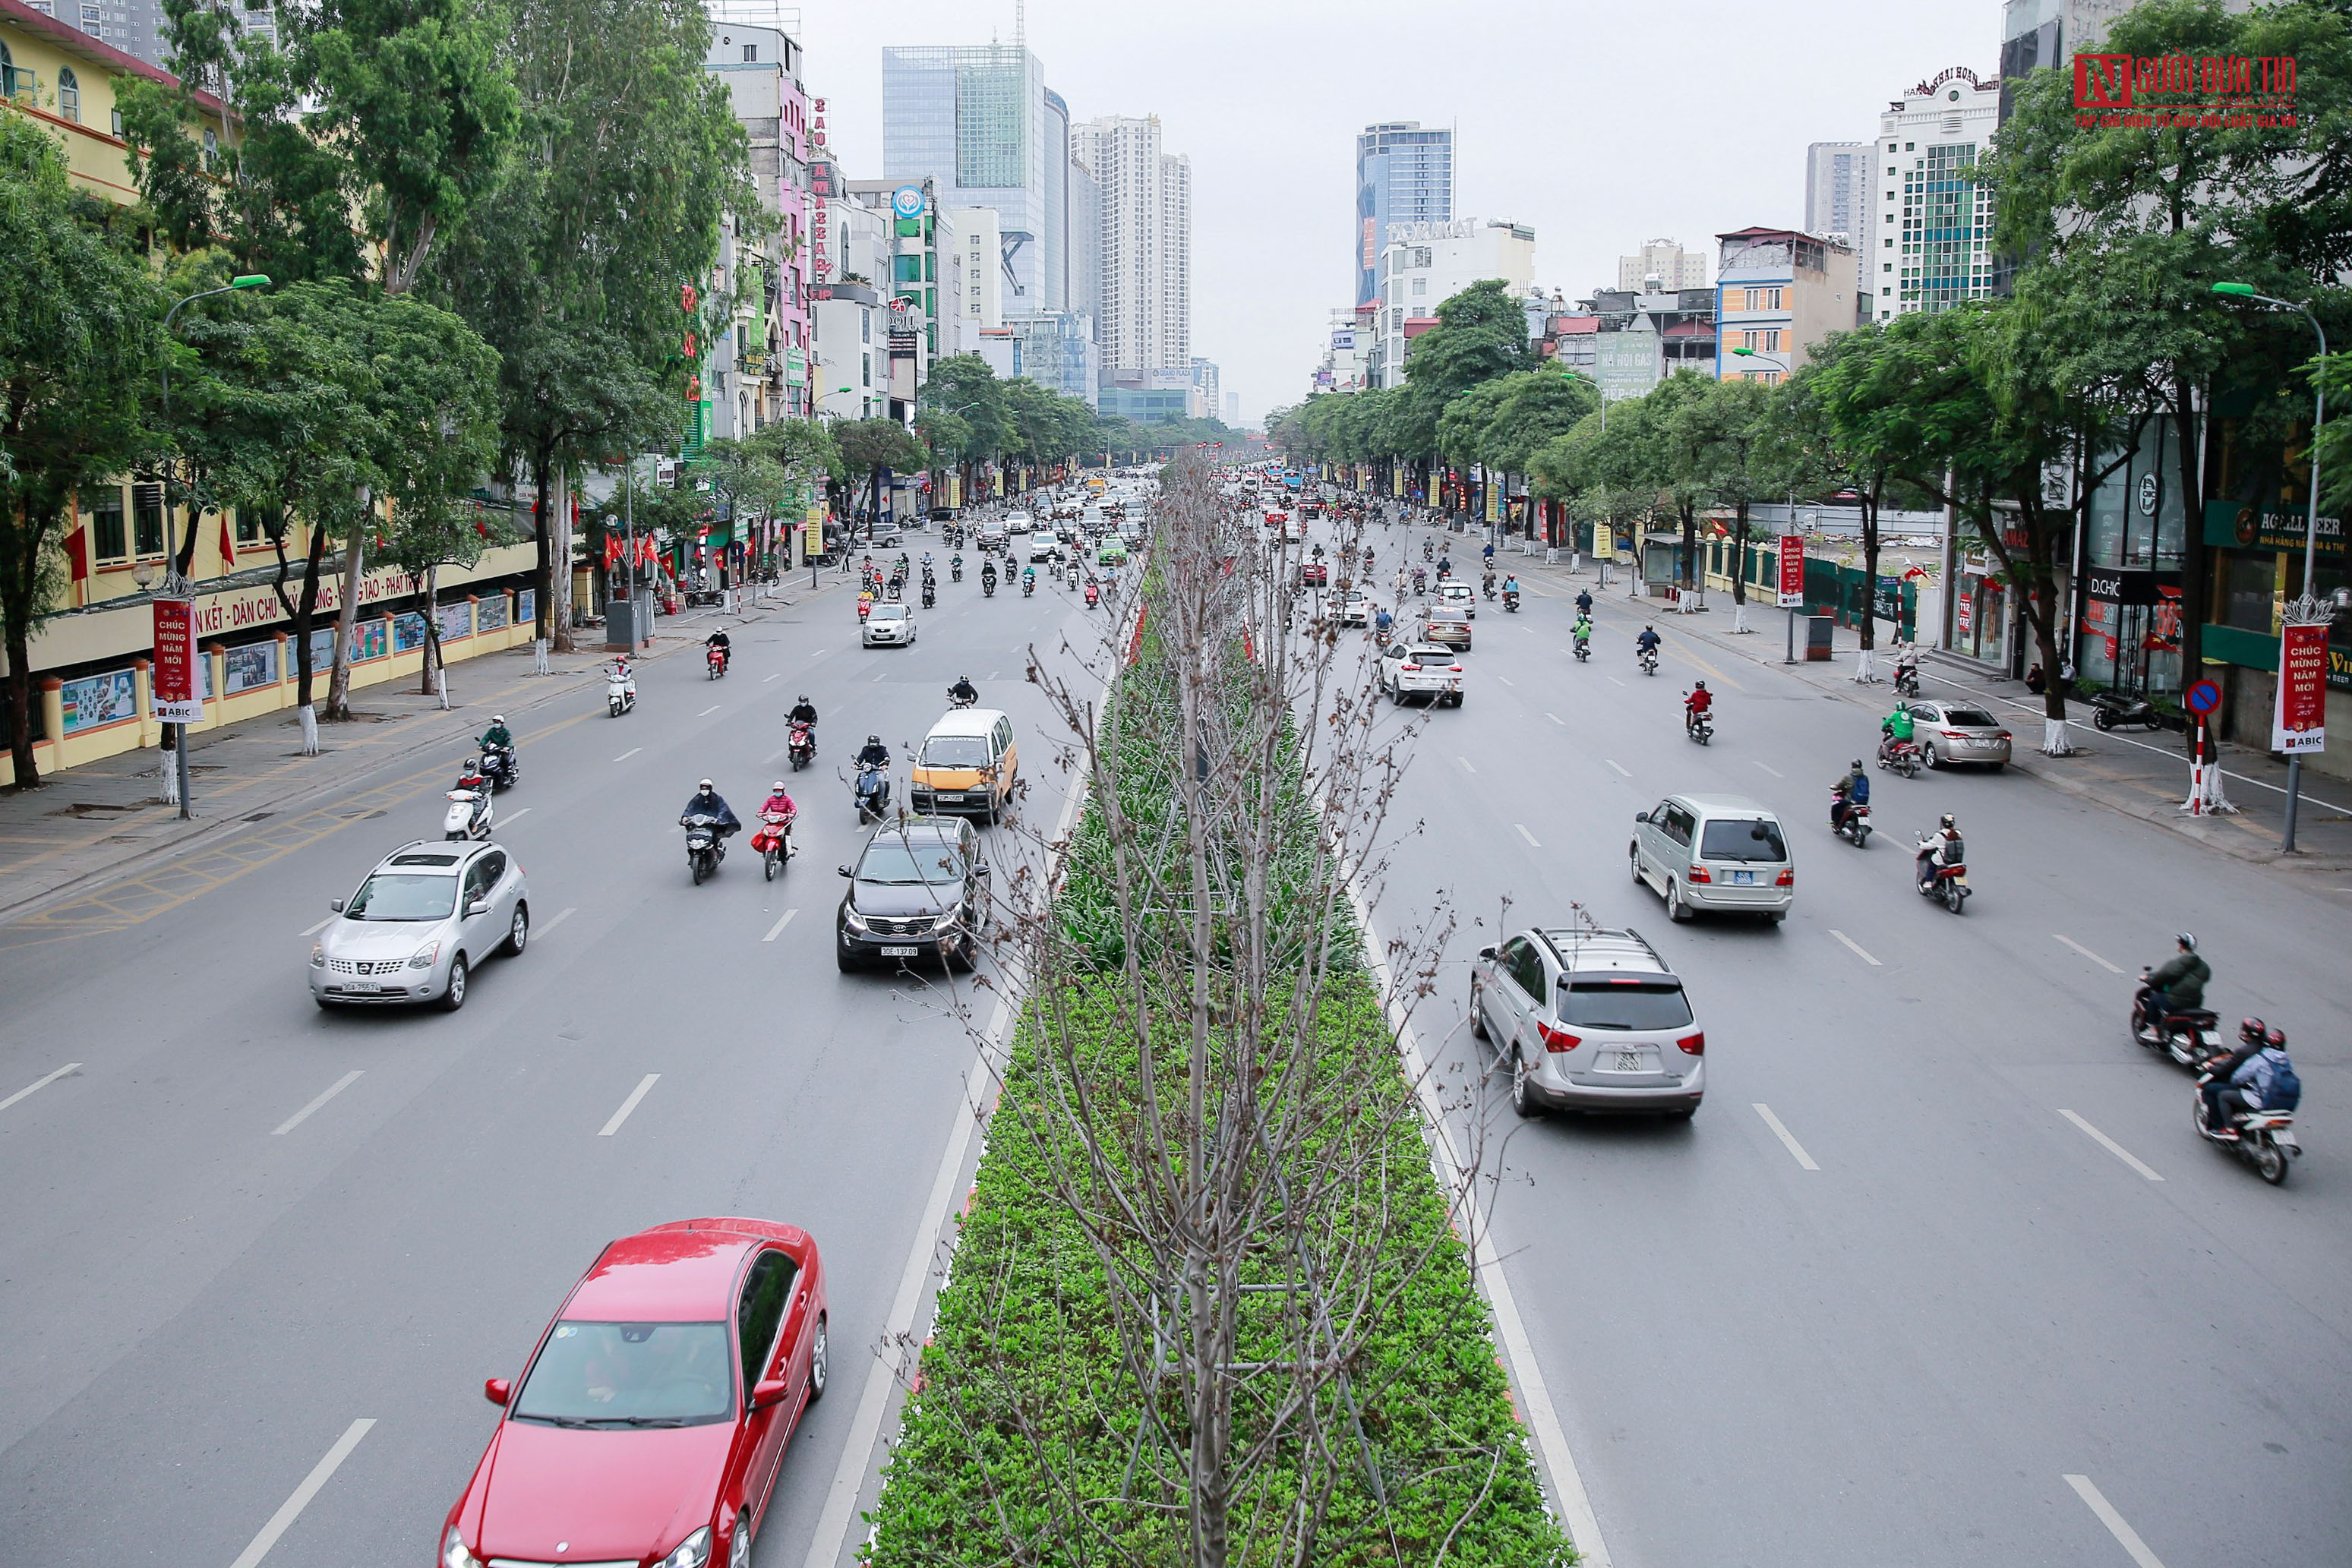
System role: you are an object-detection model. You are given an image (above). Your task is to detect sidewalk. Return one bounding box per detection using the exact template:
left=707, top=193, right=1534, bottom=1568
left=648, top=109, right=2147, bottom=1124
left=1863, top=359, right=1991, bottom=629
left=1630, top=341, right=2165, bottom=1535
left=1506, top=544, right=2352, bottom=882
left=0, top=581, right=841, bottom=926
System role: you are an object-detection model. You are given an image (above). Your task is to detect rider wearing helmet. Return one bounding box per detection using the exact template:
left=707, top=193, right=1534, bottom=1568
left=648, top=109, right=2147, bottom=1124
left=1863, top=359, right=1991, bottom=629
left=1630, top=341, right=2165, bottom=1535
left=1832, top=758, right=1870, bottom=828
left=854, top=734, right=891, bottom=770
left=680, top=778, right=740, bottom=835
left=477, top=715, right=513, bottom=752
left=1684, top=680, right=1713, bottom=734
left=2201, top=1018, right=2286, bottom=1139
left=2144, top=932, right=2210, bottom=1020
left=1915, top=812, right=1962, bottom=888
left=949, top=675, right=979, bottom=706
left=789, top=694, right=819, bottom=727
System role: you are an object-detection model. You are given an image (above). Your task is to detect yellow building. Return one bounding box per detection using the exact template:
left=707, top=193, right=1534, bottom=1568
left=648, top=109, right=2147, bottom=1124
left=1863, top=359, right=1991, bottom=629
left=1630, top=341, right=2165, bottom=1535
left=1, top=0, right=230, bottom=205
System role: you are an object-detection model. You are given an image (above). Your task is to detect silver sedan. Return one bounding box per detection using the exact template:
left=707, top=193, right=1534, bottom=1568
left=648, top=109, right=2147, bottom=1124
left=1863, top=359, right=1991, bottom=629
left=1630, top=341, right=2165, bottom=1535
left=1911, top=700, right=2014, bottom=770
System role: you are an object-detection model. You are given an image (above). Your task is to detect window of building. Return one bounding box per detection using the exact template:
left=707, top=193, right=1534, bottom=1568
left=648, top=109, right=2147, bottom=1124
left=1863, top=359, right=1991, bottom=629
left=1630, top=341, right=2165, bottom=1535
left=90, top=487, right=128, bottom=563
left=132, top=484, right=166, bottom=557
left=2, top=43, right=33, bottom=104
left=203, top=128, right=219, bottom=172
left=111, top=106, right=123, bottom=137
left=235, top=509, right=266, bottom=545
left=742, top=42, right=757, bottom=62
left=56, top=66, right=80, bottom=121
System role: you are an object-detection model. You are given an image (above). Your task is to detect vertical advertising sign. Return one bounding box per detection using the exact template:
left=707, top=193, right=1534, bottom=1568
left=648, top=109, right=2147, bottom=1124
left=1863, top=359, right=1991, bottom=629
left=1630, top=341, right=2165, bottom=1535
left=151, top=598, right=204, bottom=724
left=2274, top=622, right=2328, bottom=753
left=1776, top=538, right=1805, bottom=607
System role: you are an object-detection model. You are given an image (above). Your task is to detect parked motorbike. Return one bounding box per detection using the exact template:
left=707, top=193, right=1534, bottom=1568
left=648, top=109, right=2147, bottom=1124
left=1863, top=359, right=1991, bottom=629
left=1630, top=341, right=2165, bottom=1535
left=752, top=808, right=795, bottom=882
left=1637, top=647, right=1659, bottom=677
left=605, top=663, right=636, bottom=718
left=854, top=763, right=892, bottom=825
left=444, top=767, right=494, bottom=841
left=706, top=644, right=728, bottom=679
left=2130, top=972, right=2225, bottom=1069
left=1912, top=835, right=1968, bottom=913
left=680, top=812, right=727, bottom=885
left=2193, top=1074, right=2300, bottom=1185
left=1830, top=790, right=1871, bottom=848
left=478, top=743, right=519, bottom=793
left=2091, top=688, right=2171, bottom=731
left=788, top=719, right=816, bottom=771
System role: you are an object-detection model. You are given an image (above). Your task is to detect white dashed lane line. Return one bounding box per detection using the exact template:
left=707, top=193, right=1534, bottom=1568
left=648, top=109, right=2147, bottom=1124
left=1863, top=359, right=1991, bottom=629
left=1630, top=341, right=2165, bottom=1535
left=1752, top=1103, right=1821, bottom=1171
left=1604, top=759, right=1631, bottom=777
left=614, top=747, right=642, bottom=762
left=0, top=1063, right=81, bottom=1115
left=2056, top=934, right=2123, bottom=973
left=1830, top=929, right=1882, bottom=967
left=2065, top=1474, right=2171, bottom=1568
left=272, top=1071, right=365, bottom=1137
left=762, top=908, right=799, bottom=942
left=2058, top=1109, right=2164, bottom=1182
left=1515, top=824, right=1541, bottom=847
left=225, top=1418, right=377, bottom=1568
left=1457, top=756, right=1477, bottom=775
left=598, top=1074, right=662, bottom=1137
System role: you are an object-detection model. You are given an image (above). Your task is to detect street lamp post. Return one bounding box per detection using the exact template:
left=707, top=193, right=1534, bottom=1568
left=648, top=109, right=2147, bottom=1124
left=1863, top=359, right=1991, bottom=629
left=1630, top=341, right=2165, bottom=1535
left=156, top=274, right=270, bottom=819
left=2213, top=282, right=2329, bottom=851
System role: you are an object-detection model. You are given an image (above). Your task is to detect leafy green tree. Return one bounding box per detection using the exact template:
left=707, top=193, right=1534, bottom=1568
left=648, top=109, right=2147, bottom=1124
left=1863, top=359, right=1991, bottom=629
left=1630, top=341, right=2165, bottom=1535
left=834, top=419, right=926, bottom=525
left=0, top=117, right=169, bottom=787
left=1404, top=279, right=1532, bottom=397
left=1670, top=377, right=1785, bottom=626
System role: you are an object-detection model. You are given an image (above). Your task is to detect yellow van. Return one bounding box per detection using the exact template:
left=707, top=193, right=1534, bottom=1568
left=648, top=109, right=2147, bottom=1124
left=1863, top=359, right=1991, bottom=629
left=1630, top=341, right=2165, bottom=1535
left=910, top=708, right=1018, bottom=823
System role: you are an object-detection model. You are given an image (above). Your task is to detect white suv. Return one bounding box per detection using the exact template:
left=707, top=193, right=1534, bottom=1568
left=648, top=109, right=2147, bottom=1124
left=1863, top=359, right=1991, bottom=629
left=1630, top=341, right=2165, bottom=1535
left=1375, top=641, right=1463, bottom=706
left=311, top=840, right=530, bottom=1011
left=1471, top=926, right=1704, bottom=1118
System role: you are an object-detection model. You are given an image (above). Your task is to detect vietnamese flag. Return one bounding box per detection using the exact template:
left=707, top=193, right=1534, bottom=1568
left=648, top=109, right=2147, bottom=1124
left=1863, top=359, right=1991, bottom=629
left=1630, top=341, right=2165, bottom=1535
left=219, top=513, right=237, bottom=564
left=64, top=525, right=88, bottom=582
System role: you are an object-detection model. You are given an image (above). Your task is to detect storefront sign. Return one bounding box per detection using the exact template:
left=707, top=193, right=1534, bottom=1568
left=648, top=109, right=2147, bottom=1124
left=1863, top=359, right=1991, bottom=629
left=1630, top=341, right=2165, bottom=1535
left=152, top=598, right=203, bottom=724
left=2274, top=622, right=2328, bottom=754
left=2203, top=500, right=2346, bottom=559
left=2085, top=566, right=2178, bottom=605
left=1777, top=537, right=1804, bottom=607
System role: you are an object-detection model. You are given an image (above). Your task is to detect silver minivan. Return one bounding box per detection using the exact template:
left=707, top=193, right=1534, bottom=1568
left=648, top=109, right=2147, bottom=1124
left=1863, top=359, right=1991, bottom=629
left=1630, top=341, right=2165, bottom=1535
left=1631, top=793, right=1792, bottom=923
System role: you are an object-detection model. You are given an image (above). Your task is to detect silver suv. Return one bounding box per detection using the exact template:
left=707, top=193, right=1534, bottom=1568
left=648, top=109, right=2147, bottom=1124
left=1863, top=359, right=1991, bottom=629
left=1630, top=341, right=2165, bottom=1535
left=1630, top=793, right=1792, bottom=923
left=311, top=840, right=529, bottom=1010
left=1470, top=926, right=1704, bottom=1118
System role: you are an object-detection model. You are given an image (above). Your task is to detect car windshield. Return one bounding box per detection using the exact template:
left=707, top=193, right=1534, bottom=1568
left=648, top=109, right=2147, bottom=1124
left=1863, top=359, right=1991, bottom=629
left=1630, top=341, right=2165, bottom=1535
left=345, top=873, right=457, bottom=921
left=871, top=605, right=906, bottom=620
left=1700, top=818, right=1788, bottom=862
left=1556, top=980, right=1694, bottom=1030
left=511, top=1321, right=732, bottom=1426
left=922, top=735, right=990, bottom=768
left=858, top=839, right=964, bottom=885
left=1945, top=707, right=1998, bottom=727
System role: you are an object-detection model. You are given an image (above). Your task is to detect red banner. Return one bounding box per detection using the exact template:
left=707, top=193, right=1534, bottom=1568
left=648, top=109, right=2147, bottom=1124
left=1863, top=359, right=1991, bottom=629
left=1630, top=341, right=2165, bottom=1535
left=152, top=598, right=203, bottom=724
left=2274, top=622, right=2328, bottom=754
left=1777, top=536, right=1805, bottom=607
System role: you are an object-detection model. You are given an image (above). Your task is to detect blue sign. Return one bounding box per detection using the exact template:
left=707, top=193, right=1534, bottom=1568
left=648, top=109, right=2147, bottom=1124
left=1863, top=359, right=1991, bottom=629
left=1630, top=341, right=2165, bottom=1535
left=2186, top=679, right=2222, bottom=715
left=890, top=185, right=927, bottom=219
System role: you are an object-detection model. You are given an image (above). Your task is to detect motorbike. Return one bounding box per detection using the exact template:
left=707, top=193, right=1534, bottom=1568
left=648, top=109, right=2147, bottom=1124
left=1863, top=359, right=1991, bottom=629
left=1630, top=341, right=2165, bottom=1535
left=1412, top=569, right=1427, bottom=596
left=854, top=762, right=892, bottom=824
left=952, top=561, right=964, bottom=582
left=1638, top=646, right=1659, bottom=677
left=1830, top=790, right=1871, bottom=848
left=478, top=743, right=519, bottom=792
left=983, top=573, right=997, bottom=598
left=2129, top=973, right=2225, bottom=1068
left=2091, top=688, right=2171, bottom=732
left=948, top=688, right=977, bottom=710
left=444, top=768, right=494, bottom=841
left=2193, top=1074, right=2300, bottom=1185
left=1912, top=836, right=1968, bottom=913
left=1022, top=575, right=1036, bottom=598
left=1573, top=636, right=1591, bottom=663
left=752, top=808, right=795, bottom=882
left=706, top=644, right=728, bottom=679
left=605, top=664, right=636, bottom=718
left=1892, top=662, right=1921, bottom=699
left=921, top=582, right=936, bottom=608
left=1877, top=737, right=1923, bottom=778
left=681, top=812, right=728, bottom=885
left=886, top=579, right=903, bottom=602
left=1503, top=590, right=1520, bottom=614
left=1084, top=581, right=1100, bottom=609
left=1684, top=697, right=1713, bottom=746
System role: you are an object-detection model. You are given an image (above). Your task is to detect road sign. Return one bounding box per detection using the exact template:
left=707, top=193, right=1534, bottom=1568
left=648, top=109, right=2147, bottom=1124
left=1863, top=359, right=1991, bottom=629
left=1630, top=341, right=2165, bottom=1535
left=1776, top=535, right=1805, bottom=607
left=2185, top=679, right=2221, bottom=715
left=151, top=598, right=203, bottom=725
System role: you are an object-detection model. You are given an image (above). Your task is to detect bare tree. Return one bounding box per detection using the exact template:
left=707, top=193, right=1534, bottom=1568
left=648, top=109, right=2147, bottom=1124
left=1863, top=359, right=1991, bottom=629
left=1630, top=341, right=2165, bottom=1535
left=882, top=454, right=1523, bottom=1566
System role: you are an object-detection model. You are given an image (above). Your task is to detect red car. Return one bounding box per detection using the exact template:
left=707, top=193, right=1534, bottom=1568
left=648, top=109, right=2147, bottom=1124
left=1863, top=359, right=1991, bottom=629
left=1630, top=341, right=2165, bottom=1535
left=441, top=1219, right=828, bottom=1568
left=1298, top=560, right=1328, bottom=587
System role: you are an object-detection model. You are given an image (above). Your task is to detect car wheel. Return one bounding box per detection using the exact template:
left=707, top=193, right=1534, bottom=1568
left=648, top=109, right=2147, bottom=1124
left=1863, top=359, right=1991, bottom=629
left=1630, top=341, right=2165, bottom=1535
left=1667, top=881, right=1692, bottom=923
left=314, top=995, right=336, bottom=1011
left=1509, top=1051, right=1543, bottom=1119
left=1921, top=742, right=1941, bottom=770
left=836, top=944, right=859, bottom=973
left=504, top=904, right=529, bottom=957
left=1630, top=843, right=1643, bottom=885
left=1668, top=1105, right=1699, bottom=1120
left=1469, top=979, right=1489, bottom=1040
left=440, top=954, right=469, bottom=1011
left=730, top=1513, right=753, bottom=1568
left=808, top=1314, right=829, bottom=1399
left=1988, top=761, right=2006, bottom=773
left=948, top=932, right=976, bottom=974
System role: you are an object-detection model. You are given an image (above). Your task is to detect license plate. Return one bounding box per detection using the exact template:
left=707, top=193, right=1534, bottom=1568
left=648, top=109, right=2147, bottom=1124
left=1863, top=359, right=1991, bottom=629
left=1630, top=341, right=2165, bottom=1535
left=1732, top=870, right=1755, bottom=885
left=343, top=981, right=381, bottom=994
left=880, top=945, right=918, bottom=958
left=1607, top=1049, right=1656, bottom=1072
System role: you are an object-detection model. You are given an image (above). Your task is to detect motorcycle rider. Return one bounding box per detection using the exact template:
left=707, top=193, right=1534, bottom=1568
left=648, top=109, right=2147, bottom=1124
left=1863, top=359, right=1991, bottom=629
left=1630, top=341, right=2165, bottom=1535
left=2199, top=1018, right=2282, bottom=1138
left=1880, top=699, right=1917, bottom=762
left=1435, top=553, right=1452, bottom=579
left=857, top=589, right=874, bottom=620
left=478, top=714, right=514, bottom=754
left=1831, top=758, right=1870, bottom=831
left=1914, top=812, right=1962, bottom=890
left=1684, top=680, right=1713, bottom=737
left=1890, top=636, right=1920, bottom=693
left=1635, top=625, right=1661, bottom=664
left=2142, top=932, right=2211, bottom=1022
left=949, top=675, right=980, bottom=708
left=1482, top=567, right=1498, bottom=600
left=1023, top=564, right=1037, bottom=595
left=951, top=552, right=964, bottom=580
left=1571, top=612, right=1594, bottom=654
left=1501, top=572, right=1520, bottom=604
left=680, top=778, right=740, bottom=843
left=758, top=779, right=798, bottom=856
left=854, top=734, right=892, bottom=771
left=789, top=694, right=819, bottom=729
left=980, top=559, right=998, bottom=592
left=1575, top=588, right=1594, bottom=617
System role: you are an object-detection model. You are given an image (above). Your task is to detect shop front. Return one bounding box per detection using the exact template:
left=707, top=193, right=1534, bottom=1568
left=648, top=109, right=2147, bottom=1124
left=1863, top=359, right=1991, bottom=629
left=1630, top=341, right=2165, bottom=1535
left=2196, top=499, right=2349, bottom=769
left=2076, top=566, right=2183, bottom=698
left=1949, top=553, right=2011, bottom=670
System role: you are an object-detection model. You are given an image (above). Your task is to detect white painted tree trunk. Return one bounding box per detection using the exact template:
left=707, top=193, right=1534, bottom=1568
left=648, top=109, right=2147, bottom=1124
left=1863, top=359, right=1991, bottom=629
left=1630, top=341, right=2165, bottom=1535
left=298, top=703, right=319, bottom=756
left=1855, top=648, right=1876, bottom=682
left=159, top=748, right=180, bottom=806
left=1732, top=601, right=1750, bottom=634
left=2041, top=716, right=2075, bottom=756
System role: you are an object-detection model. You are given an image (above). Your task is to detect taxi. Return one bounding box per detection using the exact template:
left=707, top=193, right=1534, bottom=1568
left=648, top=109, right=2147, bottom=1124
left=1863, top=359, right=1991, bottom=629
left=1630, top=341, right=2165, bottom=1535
left=909, top=708, right=1020, bottom=824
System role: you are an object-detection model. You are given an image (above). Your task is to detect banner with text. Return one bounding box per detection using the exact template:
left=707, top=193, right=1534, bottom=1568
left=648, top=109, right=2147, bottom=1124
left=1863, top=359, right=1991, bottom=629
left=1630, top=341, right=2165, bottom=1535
left=2274, top=622, right=2328, bottom=754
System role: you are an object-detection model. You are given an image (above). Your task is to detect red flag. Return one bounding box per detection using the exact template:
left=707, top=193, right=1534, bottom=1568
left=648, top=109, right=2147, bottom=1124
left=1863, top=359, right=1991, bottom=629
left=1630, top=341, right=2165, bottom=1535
left=219, top=513, right=237, bottom=563
left=64, top=524, right=88, bottom=582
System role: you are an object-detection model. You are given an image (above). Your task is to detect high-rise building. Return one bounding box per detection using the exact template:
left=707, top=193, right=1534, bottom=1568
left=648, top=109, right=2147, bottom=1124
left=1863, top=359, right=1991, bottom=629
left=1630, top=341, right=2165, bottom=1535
left=1368, top=219, right=1534, bottom=388
left=1068, top=145, right=1101, bottom=328
left=702, top=15, right=815, bottom=424
left=1071, top=113, right=1191, bottom=377
left=1804, top=142, right=1869, bottom=245
left=1865, top=66, right=2001, bottom=321
left=1006, top=311, right=1100, bottom=408
left=950, top=207, right=1005, bottom=336
left=1188, top=357, right=1219, bottom=420
left=1354, top=121, right=1453, bottom=308
left=1615, top=239, right=1707, bottom=294
left=882, top=43, right=1060, bottom=315
left=1997, top=0, right=2151, bottom=120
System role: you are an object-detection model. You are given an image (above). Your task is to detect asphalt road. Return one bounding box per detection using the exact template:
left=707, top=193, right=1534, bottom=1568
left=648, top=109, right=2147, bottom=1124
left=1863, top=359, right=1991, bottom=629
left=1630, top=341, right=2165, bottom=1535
left=1328, top=516, right=2350, bottom=1567
left=0, top=540, right=1118, bottom=1567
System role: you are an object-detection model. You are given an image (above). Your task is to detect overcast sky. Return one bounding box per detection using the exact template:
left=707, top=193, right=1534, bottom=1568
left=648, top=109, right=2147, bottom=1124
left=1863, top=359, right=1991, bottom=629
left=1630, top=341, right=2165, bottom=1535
left=793, top=0, right=1995, bottom=427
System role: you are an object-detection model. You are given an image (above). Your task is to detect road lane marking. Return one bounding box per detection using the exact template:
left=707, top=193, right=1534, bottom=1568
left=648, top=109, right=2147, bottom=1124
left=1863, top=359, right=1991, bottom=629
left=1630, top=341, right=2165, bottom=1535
left=598, top=1074, right=661, bottom=1137
left=1830, top=929, right=1882, bottom=967
left=537, top=907, right=576, bottom=938
left=762, top=908, right=799, bottom=942
left=1604, top=759, right=1630, bottom=777
left=873, top=672, right=886, bottom=682
left=1605, top=674, right=1624, bottom=686
left=614, top=747, right=642, bottom=762
left=1751, top=760, right=1782, bottom=778
left=1496, top=673, right=1514, bottom=686
left=2056, top=934, right=2123, bottom=973
left=1457, top=756, right=1477, bottom=774
left=1752, top=1103, right=1820, bottom=1170
left=989, top=670, right=1000, bottom=681
left=2064, top=1474, right=2170, bottom=1568
left=226, top=1417, right=376, bottom=1568
left=1545, top=711, right=1564, bottom=725
left=301, top=917, right=334, bottom=937
left=1515, top=823, right=1541, bottom=847
left=2058, top=1110, right=2164, bottom=1182
left=272, top=1071, right=364, bottom=1136
left=763, top=672, right=781, bottom=682
left=500, top=807, right=530, bottom=824
left=698, top=704, right=721, bottom=717
left=0, top=1063, right=81, bottom=1115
